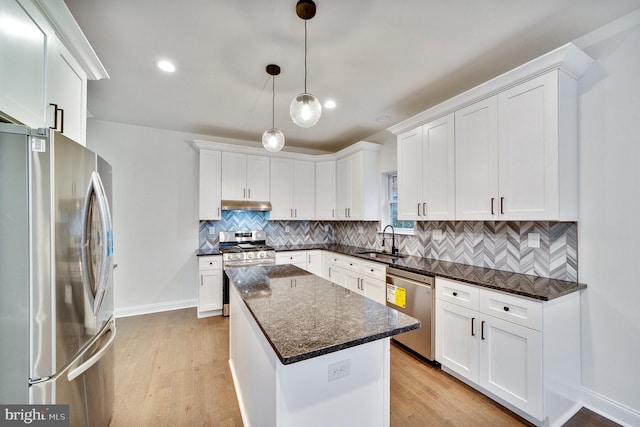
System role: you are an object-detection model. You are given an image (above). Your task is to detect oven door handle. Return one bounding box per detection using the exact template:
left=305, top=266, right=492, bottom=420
left=224, top=260, right=276, bottom=268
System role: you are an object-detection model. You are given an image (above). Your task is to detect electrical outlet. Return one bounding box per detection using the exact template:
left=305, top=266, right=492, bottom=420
left=328, top=359, right=350, bottom=381
left=208, top=226, right=216, bottom=236
left=432, top=229, right=444, bottom=241
left=528, top=233, right=540, bottom=248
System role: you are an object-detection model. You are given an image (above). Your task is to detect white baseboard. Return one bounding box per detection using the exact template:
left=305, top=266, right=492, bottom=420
left=581, top=386, right=640, bottom=427
left=114, top=299, right=196, bottom=318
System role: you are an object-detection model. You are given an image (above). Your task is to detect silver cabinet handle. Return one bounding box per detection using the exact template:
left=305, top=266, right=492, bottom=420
left=328, top=267, right=332, bottom=278
left=200, top=275, right=203, bottom=286
left=243, top=188, right=246, bottom=198
left=332, top=208, right=335, bottom=218
left=291, top=208, right=293, bottom=218
left=417, top=203, right=421, bottom=216
left=500, top=196, right=504, bottom=215
left=345, top=208, right=348, bottom=217
left=248, top=188, right=251, bottom=199
left=423, top=203, right=426, bottom=216
left=295, top=208, right=297, bottom=217
left=491, top=198, right=495, bottom=215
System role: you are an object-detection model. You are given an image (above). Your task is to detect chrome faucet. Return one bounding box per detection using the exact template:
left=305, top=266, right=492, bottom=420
left=382, top=224, right=398, bottom=256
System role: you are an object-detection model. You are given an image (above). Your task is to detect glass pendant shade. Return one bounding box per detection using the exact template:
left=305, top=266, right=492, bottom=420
left=290, top=93, right=322, bottom=128
left=262, top=128, right=285, bottom=152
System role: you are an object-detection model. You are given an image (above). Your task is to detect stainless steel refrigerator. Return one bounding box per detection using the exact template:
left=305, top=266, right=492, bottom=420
left=0, top=123, right=115, bottom=426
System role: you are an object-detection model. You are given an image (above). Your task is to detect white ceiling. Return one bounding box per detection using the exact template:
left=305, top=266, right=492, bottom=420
left=65, top=0, right=640, bottom=153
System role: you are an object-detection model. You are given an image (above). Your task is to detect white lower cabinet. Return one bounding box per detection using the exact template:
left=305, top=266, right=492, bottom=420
left=306, top=250, right=322, bottom=276
left=324, top=252, right=386, bottom=305
left=275, top=251, right=307, bottom=270
left=435, top=277, right=581, bottom=425
left=198, top=256, right=223, bottom=318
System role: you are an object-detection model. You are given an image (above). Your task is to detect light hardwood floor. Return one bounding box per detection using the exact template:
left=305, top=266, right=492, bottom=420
left=110, top=308, right=618, bottom=427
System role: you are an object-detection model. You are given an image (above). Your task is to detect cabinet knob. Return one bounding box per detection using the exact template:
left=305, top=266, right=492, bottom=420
left=453, top=292, right=458, bottom=297
left=503, top=306, right=510, bottom=312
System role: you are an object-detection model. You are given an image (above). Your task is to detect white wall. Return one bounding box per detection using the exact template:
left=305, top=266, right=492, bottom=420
left=86, top=120, right=201, bottom=316
left=574, top=9, right=640, bottom=424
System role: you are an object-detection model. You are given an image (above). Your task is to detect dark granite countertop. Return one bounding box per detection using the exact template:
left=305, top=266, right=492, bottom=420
left=197, top=247, right=221, bottom=256
left=272, top=243, right=586, bottom=301
left=226, top=264, right=420, bottom=365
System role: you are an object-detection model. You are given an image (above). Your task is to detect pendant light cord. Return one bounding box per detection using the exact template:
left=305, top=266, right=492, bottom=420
left=271, top=75, right=275, bottom=128
left=304, top=19, right=308, bottom=93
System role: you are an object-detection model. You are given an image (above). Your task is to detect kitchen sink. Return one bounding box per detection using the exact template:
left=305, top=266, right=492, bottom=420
left=357, top=251, right=406, bottom=260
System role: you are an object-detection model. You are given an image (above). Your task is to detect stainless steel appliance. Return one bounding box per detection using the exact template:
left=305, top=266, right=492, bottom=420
left=0, top=124, right=115, bottom=426
left=220, top=230, right=276, bottom=315
left=386, top=266, right=435, bottom=361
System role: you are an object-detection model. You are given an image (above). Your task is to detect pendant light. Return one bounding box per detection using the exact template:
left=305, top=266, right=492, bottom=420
left=262, top=64, right=285, bottom=152
left=290, top=0, right=321, bottom=128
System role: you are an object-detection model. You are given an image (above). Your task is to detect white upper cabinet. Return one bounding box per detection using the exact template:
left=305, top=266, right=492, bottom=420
left=315, top=160, right=336, bottom=220
left=456, top=70, right=577, bottom=221
left=391, top=44, right=592, bottom=222
left=455, top=97, right=499, bottom=220
left=397, top=113, right=455, bottom=220
left=269, top=158, right=315, bottom=220
left=0, top=0, right=107, bottom=146
left=221, top=152, right=269, bottom=201
left=199, top=150, right=221, bottom=220
left=0, top=0, right=50, bottom=127
left=336, top=148, right=379, bottom=220
left=47, top=38, right=87, bottom=145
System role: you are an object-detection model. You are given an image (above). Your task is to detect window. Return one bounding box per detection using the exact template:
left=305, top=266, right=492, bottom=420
left=386, top=172, right=414, bottom=233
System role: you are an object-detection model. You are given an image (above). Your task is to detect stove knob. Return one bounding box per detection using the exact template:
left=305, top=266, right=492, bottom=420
left=259, top=252, right=266, bottom=258
left=247, top=252, right=255, bottom=259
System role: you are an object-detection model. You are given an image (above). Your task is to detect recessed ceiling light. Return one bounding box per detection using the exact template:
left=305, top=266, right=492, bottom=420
left=157, top=60, right=176, bottom=72
left=324, top=99, right=336, bottom=109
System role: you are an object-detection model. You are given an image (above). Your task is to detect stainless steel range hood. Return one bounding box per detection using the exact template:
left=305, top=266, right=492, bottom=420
left=221, top=200, right=272, bottom=211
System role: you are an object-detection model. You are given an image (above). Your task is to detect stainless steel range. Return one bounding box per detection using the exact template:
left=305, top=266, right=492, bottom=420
left=220, top=230, right=276, bottom=315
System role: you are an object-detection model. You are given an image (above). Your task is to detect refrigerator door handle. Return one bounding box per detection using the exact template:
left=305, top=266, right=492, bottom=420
left=81, top=171, right=114, bottom=315
left=67, top=320, right=116, bottom=382
left=29, top=318, right=116, bottom=386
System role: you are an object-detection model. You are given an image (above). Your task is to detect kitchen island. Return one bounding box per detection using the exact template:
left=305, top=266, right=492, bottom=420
left=226, top=264, right=420, bottom=427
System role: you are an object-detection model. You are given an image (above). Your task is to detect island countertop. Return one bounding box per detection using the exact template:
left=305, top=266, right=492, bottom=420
left=225, top=264, right=420, bottom=365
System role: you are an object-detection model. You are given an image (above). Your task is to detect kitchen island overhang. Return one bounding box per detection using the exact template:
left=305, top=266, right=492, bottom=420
left=226, top=264, right=420, bottom=427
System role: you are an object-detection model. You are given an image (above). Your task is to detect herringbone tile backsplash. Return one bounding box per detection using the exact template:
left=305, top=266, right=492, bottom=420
left=200, top=212, right=578, bottom=281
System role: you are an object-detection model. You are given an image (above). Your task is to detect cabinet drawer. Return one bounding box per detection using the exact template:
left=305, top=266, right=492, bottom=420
left=276, top=251, right=306, bottom=265
left=359, top=261, right=386, bottom=280
left=343, top=257, right=361, bottom=273
left=480, top=290, right=542, bottom=331
left=326, top=253, right=345, bottom=268
left=435, top=278, right=480, bottom=310
left=199, top=256, right=222, bottom=271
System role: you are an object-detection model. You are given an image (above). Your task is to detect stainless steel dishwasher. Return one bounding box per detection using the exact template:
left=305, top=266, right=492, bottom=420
left=386, top=267, right=435, bottom=361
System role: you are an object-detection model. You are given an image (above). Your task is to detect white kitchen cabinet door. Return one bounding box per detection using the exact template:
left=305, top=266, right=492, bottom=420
left=306, top=250, right=322, bottom=276
left=269, top=158, right=293, bottom=220
left=397, top=127, right=422, bottom=220
left=315, top=160, right=336, bottom=220
left=362, top=276, right=385, bottom=305
left=498, top=71, right=561, bottom=220
left=455, top=96, right=499, bottom=220
left=199, top=150, right=221, bottom=220
left=336, top=156, right=352, bottom=220
left=221, top=152, right=246, bottom=200
left=293, top=160, right=315, bottom=219
left=327, top=264, right=346, bottom=287
left=47, top=37, right=87, bottom=145
left=479, top=315, right=543, bottom=420
left=0, top=0, right=50, bottom=128
left=436, top=300, right=479, bottom=383
left=246, top=155, right=270, bottom=201
left=221, top=153, right=269, bottom=201
left=198, top=256, right=223, bottom=318
left=344, top=270, right=365, bottom=296
left=336, top=150, right=379, bottom=220
left=398, top=114, right=455, bottom=220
